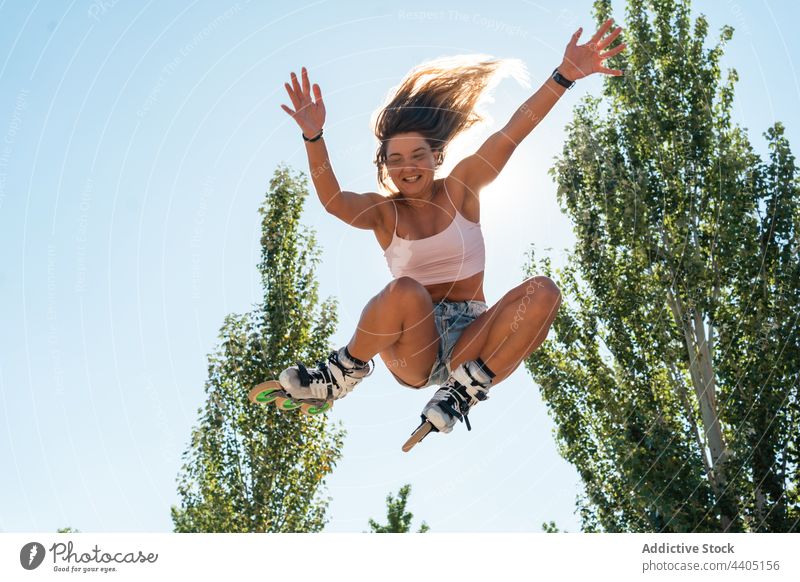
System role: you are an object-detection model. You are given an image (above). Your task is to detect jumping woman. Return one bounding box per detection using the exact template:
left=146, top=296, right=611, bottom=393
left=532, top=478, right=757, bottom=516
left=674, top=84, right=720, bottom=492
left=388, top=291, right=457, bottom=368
left=274, top=18, right=625, bottom=443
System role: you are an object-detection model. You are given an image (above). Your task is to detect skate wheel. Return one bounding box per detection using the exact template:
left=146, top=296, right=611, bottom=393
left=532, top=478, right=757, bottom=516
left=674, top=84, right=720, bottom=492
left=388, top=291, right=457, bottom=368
left=274, top=396, right=302, bottom=411
left=402, top=420, right=434, bottom=452
left=249, top=381, right=283, bottom=404
left=300, top=401, right=332, bottom=415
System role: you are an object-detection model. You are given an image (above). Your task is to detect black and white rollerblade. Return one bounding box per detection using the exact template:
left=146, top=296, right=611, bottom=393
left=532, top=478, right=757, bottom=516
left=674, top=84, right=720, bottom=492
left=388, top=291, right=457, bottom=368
left=403, top=358, right=495, bottom=451
left=249, top=346, right=374, bottom=415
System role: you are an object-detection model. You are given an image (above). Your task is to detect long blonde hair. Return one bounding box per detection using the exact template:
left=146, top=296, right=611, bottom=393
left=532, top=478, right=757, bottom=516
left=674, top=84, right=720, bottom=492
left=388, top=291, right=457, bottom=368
left=372, top=54, right=529, bottom=194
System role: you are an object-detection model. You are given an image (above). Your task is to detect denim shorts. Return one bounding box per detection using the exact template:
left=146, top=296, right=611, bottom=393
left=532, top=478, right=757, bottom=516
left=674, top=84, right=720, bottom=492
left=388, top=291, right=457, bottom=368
left=389, top=299, right=489, bottom=388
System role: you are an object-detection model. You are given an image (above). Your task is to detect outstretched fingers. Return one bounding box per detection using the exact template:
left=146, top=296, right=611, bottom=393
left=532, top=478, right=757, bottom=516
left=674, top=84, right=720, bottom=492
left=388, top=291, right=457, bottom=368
left=284, top=81, right=301, bottom=110
left=290, top=71, right=303, bottom=99
left=568, top=26, right=583, bottom=48
left=599, top=43, right=626, bottom=60
left=597, top=25, right=622, bottom=50
left=597, top=65, right=623, bottom=76
left=589, top=17, right=615, bottom=45
left=301, top=66, right=311, bottom=96
left=312, top=83, right=324, bottom=112
left=280, top=67, right=326, bottom=129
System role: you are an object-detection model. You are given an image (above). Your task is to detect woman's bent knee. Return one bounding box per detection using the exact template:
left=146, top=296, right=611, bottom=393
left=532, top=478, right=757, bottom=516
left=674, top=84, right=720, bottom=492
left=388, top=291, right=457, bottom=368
left=384, top=276, right=431, bottom=304
left=516, top=275, right=561, bottom=305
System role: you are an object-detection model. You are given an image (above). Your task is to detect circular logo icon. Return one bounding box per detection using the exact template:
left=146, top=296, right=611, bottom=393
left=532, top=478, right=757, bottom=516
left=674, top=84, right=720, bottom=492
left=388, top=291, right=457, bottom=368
left=20, top=542, right=46, bottom=570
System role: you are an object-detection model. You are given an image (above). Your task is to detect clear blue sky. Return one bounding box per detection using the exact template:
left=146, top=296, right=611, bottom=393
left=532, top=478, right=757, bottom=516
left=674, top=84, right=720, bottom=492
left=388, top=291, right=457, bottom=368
left=1, top=0, right=798, bottom=533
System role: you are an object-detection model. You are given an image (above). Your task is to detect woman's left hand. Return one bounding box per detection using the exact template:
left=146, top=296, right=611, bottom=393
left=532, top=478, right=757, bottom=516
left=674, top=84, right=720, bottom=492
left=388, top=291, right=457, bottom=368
left=559, top=17, right=626, bottom=81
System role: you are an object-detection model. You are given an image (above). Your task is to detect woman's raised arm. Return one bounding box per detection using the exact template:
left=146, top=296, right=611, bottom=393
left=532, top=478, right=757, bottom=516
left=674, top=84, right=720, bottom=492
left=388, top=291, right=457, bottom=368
left=281, top=67, right=384, bottom=230
left=450, top=18, right=626, bottom=195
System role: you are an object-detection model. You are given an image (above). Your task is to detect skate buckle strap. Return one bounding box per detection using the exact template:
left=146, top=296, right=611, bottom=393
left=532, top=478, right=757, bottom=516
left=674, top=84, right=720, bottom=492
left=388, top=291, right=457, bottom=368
left=441, top=401, right=471, bottom=431
left=337, top=349, right=376, bottom=379
left=462, top=366, right=491, bottom=402
left=295, top=359, right=336, bottom=399
left=440, top=384, right=474, bottom=431
left=295, top=350, right=378, bottom=402
left=329, top=351, right=376, bottom=398
left=296, top=361, right=312, bottom=387
left=317, top=359, right=335, bottom=399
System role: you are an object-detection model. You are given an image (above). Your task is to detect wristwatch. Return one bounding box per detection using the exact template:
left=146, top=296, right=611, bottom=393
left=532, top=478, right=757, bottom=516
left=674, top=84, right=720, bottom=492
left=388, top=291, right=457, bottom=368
left=551, top=68, right=576, bottom=89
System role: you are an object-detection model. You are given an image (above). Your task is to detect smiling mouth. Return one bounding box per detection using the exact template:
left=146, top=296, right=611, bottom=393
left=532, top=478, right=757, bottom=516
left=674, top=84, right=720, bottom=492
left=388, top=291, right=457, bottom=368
left=402, top=175, right=421, bottom=183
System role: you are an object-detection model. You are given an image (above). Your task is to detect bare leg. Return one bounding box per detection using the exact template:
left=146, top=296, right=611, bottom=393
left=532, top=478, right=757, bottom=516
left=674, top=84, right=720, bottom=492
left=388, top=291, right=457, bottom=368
left=346, top=277, right=440, bottom=388
left=450, top=276, right=562, bottom=386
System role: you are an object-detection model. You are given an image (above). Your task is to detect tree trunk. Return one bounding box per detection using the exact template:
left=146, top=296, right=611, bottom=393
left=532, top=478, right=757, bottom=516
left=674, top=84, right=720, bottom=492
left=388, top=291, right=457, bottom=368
left=666, top=287, right=735, bottom=529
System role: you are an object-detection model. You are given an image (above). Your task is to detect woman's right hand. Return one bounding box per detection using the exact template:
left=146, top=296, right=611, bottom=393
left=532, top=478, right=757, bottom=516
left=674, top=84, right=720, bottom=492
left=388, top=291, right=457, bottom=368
left=281, top=67, right=326, bottom=138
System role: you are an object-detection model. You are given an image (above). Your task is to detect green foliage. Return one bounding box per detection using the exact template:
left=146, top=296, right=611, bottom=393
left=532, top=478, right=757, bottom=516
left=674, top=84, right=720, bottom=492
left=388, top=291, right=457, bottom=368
left=524, top=0, right=799, bottom=532
left=56, top=527, right=80, bottom=533
left=541, top=521, right=565, bottom=533
left=171, top=165, right=345, bottom=532
left=368, top=484, right=430, bottom=533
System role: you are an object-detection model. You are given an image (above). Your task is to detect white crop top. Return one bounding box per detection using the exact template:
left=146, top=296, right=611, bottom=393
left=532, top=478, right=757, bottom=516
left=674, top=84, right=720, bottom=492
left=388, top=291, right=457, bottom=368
left=382, top=184, right=485, bottom=285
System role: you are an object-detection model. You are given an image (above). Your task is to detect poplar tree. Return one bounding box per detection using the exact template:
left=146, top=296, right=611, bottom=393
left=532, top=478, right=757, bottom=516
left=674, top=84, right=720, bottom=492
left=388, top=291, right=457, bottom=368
left=525, top=0, right=799, bottom=531
left=368, top=484, right=430, bottom=533
left=172, top=165, right=345, bottom=532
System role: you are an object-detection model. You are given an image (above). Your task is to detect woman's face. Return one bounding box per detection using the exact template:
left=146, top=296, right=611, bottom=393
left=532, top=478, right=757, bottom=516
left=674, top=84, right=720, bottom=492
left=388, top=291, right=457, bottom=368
left=384, top=132, right=439, bottom=196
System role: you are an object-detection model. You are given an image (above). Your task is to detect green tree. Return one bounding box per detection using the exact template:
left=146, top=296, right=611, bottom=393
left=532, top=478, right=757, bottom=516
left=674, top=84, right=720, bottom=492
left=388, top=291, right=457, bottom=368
left=368, top=484, right=430, bottom=533
left=541, top=521, right=566, bottom=533
left=171, top=165, right=345, bottom=532
left=524, top=0, right=799, bottom=532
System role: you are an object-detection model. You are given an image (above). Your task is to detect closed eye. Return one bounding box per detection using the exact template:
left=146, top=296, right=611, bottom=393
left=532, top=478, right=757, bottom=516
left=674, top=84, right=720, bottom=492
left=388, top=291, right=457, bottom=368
left=388, top=147, right=428, bottom=161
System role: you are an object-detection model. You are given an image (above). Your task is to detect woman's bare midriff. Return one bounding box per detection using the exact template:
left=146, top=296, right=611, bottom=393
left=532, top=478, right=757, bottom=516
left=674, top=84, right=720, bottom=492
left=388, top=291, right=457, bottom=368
left=423, top=270, right=485, bottom=303
left=375, top=177, right=486, bottom=304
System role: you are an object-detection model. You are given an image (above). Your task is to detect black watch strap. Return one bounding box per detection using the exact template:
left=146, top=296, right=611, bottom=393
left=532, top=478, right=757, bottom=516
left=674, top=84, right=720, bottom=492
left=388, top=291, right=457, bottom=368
left=551, top=68, right=576, bottom=89
left=303, top=129, right=324, bottom=142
